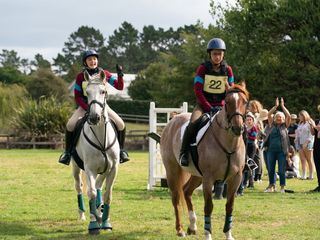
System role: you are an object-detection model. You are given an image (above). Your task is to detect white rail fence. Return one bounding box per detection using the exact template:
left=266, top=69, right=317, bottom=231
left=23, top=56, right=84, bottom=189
left=148, top=102, right=188, bottom=190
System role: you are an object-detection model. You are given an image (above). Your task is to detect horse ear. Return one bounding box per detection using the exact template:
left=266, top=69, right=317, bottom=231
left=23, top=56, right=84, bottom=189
left=239, top=80, right=246, bottom=89
left=100, top=70, right=106, bottom=82
left=84, top=70, right=90, bottom=82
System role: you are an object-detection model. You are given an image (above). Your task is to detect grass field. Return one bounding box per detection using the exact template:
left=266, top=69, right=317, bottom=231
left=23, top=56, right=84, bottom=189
left=0, top=149, right=320, bottom=240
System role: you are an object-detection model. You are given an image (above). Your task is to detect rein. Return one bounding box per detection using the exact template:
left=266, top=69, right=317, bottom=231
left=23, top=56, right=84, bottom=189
left=211, top=119, right=235, bottom=182
left=83, top=93, right=117, bottom=173
left=209, top=88, right=247, bottom=182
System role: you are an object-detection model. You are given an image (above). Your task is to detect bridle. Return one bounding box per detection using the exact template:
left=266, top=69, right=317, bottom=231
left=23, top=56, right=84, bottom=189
left=224, top=89, right=247, bottom=125
left=210, top=88, right=248, bottom=182
left=82, top=82, right=117, bottom=172
left=215, top=88, right=248, bottom=135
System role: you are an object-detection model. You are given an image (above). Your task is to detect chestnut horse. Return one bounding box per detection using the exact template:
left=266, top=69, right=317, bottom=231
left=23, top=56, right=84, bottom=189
left=160, top=84, right=249, bottom=240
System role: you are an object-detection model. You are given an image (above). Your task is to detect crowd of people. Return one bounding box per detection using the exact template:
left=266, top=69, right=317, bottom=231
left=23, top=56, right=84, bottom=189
left=240, top=99, right=320, bottom=194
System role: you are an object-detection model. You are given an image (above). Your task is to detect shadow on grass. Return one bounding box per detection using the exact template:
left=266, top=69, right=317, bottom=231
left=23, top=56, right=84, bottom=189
left=0, top=221, right=35, bottom=237
left=114, top=187, right=172, bottom=201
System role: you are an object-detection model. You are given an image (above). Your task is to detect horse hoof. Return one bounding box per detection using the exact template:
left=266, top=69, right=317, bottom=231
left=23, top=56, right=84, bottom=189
left=101, top=221, right=113, bottom=231
left=187, top=227, right=197, bottom=235
left=88, top=221, right=100, bottom=235
left=177, top=231, right=186, bottom=237
left=88, top=228, right=100, bottom=235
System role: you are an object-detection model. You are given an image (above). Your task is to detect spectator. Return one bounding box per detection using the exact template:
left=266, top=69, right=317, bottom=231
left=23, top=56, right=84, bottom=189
left=243, top=112, right=258, bottom=188
left=295, top=110, right=315, bottom=180
left=263, top=97, right=291, bottom=193
left=310, top=105, right=320, bottom=192
left=255, top=108, right=269, bottom=182
left=288, top=114, right=298, bottom=149
left=286, top=145, right=300, bottom=178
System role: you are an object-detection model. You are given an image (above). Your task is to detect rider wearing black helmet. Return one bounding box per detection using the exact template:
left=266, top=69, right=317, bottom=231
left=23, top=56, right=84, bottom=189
left=59, top=49, right=130, bottom=165
left=179, top=38, right=234, bottom=167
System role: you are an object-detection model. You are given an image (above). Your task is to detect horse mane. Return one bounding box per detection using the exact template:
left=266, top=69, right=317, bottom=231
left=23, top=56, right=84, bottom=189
left=227, top=83, right=249, bottom=100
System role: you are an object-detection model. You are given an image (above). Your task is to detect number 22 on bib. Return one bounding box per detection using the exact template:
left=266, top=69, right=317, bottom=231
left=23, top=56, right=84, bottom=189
left=203, top=75, right=227, bottom=94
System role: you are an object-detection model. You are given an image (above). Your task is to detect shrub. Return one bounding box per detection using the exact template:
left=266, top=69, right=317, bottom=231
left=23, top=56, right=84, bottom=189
left=0, top=83, right=28, bottom=132
left=11, top=96, right=72, bottom=138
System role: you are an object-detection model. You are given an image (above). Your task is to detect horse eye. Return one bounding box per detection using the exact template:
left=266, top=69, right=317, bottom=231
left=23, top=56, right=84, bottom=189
left=101, top=90, right=106, bottom=94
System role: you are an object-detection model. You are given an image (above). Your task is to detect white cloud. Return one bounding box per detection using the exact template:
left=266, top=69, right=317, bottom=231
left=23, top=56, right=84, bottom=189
left=0, top=0, right=215, bottom=60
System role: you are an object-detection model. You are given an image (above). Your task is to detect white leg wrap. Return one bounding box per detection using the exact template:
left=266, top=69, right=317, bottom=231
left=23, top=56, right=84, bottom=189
left=225, top=230, right=234, bottom=240
left=188, top=210, right=197, bottom=231
left=79, top=210, right=86, bottom=221
left=204, top=229, right=212, bottom=240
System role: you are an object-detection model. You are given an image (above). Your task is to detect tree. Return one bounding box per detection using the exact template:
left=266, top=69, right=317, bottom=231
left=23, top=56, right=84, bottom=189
left=0, top=66, right=27, bottom=84
left=106, top=22, right=141, bottom=73
left=128, top=26, right=208, bottom=107
left=53, top=26, right=105, bottom=75
left=30, top=54, right=51, bottom=70
left=209, top=0, right=320, bottom=114
left=0, top=49, right=21, bottom=69
left=26, top=68, right=70, bottom=102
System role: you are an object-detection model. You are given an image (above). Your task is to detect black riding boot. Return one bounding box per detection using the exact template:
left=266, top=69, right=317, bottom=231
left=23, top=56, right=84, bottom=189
left=179, top=122, right=197, bottom=167
left=59, top=130, right=73, bottom=165
left=118, top=128, right=130, bottom=164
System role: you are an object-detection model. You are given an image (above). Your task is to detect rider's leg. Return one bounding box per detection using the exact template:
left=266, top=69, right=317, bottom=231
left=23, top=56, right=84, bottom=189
left=179, top=105, right=203, bottom=167
left=107, top=107, right=130, bottom=163
left=59, top=107, right=85, bottom=165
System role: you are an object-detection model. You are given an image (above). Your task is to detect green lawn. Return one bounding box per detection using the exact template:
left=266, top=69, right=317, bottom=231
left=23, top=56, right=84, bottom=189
left=0, top=149, right=320, bottom=240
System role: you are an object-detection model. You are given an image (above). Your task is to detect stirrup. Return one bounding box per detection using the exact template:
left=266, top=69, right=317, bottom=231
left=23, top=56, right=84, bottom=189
left=120, top=150, right=130, bottom=164
left=59, top=152, right=71, bottom=165
left=179, top=154, right=189, bottom=167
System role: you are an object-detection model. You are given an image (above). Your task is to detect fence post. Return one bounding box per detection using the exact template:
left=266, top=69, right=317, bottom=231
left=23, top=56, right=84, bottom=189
left=148, top=102, right=188, bottom=190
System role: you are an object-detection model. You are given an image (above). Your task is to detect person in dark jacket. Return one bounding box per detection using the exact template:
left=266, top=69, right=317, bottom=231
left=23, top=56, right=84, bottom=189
left=310, top=105, right=320, bottom=192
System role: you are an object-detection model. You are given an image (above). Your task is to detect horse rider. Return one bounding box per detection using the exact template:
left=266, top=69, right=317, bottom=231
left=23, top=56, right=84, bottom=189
left=179, top=38, right=234, bottom=167
left=59, top=50, right=130, bottom=165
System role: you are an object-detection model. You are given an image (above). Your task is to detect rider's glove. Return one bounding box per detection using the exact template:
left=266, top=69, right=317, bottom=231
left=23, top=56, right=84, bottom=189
left=210, top=106, right=220, bottom=115
left=116, top=64, right=124, bottom=77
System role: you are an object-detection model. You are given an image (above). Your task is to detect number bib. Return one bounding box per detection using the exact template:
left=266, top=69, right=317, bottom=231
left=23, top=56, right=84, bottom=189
left=82, top=81, right=88, bottom=96
left=203, top=75, right=227, bottom=94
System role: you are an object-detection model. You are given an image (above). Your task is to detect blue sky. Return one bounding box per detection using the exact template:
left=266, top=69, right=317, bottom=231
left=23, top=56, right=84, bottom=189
left=0, top=0, right=222, bottom=61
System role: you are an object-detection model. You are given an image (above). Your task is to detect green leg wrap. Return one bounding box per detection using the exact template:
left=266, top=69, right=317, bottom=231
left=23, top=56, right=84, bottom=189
left=77, top=194, right=85, bottom=212
left=101, top=204, right=112, bottom=229
left=89, top=198, right=99, bottom=220
left=204, top=215, right=211, bottom=234
left=88, top=220, right=100, bottom=231
left=96, top=189, right=103, bottom=207
left=223, top=215, right=233, bottom=233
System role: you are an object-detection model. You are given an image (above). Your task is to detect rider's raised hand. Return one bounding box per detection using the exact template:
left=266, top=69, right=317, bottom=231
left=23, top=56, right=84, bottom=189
left=116, top=64, right=124, bottom=77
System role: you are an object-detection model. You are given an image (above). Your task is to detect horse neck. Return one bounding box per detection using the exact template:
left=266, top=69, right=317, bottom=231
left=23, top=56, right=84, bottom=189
left=84, top=120, right=111, bottom=148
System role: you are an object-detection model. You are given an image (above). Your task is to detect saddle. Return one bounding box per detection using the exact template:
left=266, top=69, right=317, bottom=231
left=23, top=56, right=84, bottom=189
left=180, top=113, right=213, bottom=176
left=71, top=116, right=88, bottom=170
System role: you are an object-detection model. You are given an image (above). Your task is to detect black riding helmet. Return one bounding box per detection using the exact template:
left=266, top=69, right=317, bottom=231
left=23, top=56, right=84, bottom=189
left=207, top=38, right=226, bottom=52
left=82, top=50, right=99, bottom=66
